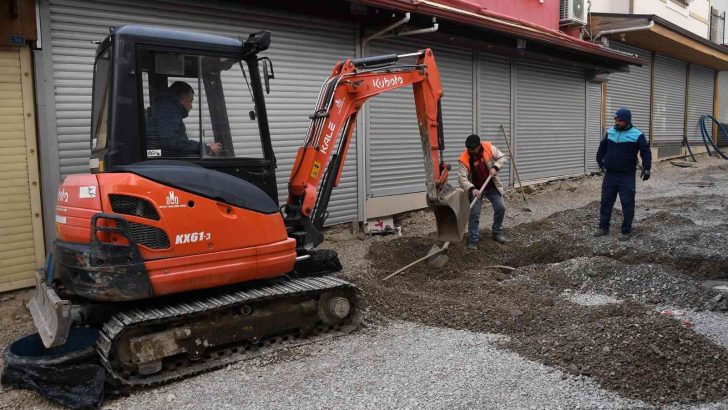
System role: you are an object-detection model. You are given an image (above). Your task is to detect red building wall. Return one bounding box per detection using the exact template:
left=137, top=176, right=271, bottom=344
left=438, top=0, right=560, bottom=31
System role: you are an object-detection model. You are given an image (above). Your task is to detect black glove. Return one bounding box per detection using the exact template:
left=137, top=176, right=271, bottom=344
left=641, top=169, right=650, bottom=181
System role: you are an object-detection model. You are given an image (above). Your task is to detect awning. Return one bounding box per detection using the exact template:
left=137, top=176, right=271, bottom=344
left=354, top=0, right=642, bottom=66
left=591, top=13, right=728, bottom=71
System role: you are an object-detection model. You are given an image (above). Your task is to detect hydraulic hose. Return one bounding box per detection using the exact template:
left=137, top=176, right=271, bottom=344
left=699, top=115, right=728, bottom=160
left=682, top=134, right=696, bottom=162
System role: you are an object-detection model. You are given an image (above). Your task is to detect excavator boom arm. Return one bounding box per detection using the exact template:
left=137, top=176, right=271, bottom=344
left=285, top=49, right=449, bottom=248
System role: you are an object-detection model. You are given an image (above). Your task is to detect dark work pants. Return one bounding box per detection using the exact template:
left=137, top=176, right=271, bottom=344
left=599, top=171, right=636, bottom=234
left=468, top=187, right=506, bottom=244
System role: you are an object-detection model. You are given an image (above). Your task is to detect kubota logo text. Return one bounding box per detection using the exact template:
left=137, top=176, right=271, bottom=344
left=372, top=75, right=403, bottom=89
left=175, top=231, right=211, bottom=244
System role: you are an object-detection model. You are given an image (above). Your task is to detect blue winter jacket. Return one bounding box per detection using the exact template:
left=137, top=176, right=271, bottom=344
left=596, top=125, right=652, bottom=173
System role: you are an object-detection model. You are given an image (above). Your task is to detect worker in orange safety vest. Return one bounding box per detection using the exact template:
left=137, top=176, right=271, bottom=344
left=458, top=134, right=508, bottom=249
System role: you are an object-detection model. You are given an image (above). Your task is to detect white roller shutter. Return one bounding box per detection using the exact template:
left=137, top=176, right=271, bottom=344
left=367, top=38, right=474, bottom=197
left=687, top=65, right=714, bottom=146
left=515, top=60, right=586, bottom=181
left=586, top=81, right=603, bottom=173
left=44, top=0, right=357, bottom=224
left=717, top=71, right=728, bottom=148
left=478, top=53, right=511, bottom=186
left=605, top=43, right=651, bottom=132
left=653, top=54, right=687, bottom=147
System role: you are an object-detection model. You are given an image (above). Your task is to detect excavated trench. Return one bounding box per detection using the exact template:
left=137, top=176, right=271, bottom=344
left=354, top=194, right=728, bottom=405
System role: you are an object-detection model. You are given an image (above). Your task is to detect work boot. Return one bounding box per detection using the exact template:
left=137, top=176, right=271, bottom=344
left=593, top=228, right=609, bottom=237
left=619, top=231, right=632, bottom=241
left=492, top=232, right=506, bottom=244
left=466, top=242, right=478, bottom=251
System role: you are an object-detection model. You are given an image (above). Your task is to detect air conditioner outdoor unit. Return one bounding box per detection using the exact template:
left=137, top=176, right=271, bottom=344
left=560, top=0, right=587, bottom=26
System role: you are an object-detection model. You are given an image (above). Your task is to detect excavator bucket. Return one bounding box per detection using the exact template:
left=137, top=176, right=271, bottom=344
left=428, top=184, right=470, bottom=242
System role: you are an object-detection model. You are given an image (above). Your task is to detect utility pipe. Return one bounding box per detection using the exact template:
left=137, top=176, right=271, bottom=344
left=595, top=20, right=655, bottom=41
left=363, top=12, right=410, bottom=45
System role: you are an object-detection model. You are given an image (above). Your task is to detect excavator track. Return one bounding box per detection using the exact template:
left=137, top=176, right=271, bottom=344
left=97, top=275, right=362, bottom=386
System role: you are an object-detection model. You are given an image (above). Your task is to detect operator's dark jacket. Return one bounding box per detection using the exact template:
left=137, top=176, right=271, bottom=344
left=596, top=125, right=652, bottom=173
left=145, top=92, right=200, bottom=157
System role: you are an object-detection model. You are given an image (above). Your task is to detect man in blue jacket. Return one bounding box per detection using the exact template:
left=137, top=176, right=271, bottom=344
left=595, top=108, right=652, bottom=240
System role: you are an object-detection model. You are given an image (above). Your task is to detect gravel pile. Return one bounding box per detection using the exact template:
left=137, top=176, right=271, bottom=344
left=106, top=322, right=646, bottom=410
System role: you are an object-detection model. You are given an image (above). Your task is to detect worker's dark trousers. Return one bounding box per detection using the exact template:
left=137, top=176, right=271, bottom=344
left=468, top=187, right=505, bottom=244
left=599, top=171, right=636, bottom=234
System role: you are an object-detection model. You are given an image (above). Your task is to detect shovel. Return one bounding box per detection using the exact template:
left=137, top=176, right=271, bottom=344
left=499, top=125, right=533, bottom=212
left=384, top=175, right=494, bottom=281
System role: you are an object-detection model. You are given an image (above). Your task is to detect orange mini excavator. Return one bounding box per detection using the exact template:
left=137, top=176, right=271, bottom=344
left=28, top=25, right=466, bottom=385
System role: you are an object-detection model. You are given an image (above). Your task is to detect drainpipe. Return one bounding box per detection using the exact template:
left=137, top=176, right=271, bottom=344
left=377, top=17, right=439, bottom=40
left=362, top=12, right=411, bottom=46
left=594, top=20, right=655, bottom=43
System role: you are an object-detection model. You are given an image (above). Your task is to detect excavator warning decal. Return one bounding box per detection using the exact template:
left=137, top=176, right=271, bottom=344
left=311, top=161, right=321, bottom=179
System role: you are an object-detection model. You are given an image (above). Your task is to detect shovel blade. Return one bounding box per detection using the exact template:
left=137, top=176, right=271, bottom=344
left=426, top=243, right=449, bottom=267
left=428, top=185, right=469, bottom=242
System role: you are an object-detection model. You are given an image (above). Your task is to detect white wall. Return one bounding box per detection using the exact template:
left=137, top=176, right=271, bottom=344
left=589, top=0, right=711, bottom=38
left=589, top=0, right=630, bottom=13
left=633, top=0, right=710, bottom=37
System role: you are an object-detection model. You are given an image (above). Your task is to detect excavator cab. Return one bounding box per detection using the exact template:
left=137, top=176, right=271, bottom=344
left=90, top=26, right=279, bottom=202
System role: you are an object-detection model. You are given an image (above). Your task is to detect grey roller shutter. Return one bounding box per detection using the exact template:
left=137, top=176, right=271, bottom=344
left=718, top=71, right=728, bottom=147
left=478, top=53, right=511, bottom=186
left=44, top=0, right=357, bottom=224
left=367, top=38, right=474, bottom=197
left=586, top=81, right=603, bottom=173
left=653, top=54, right=687, bottom=147
left=605, top=43, right=651, bottom=133
left=687, top=65, right=714, bottom=146
left=515, top=60, right=586, bottom=181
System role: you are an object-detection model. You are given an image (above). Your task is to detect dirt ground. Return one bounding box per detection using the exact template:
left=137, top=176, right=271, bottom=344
left=342, top=160, right=728, bottom=406
left=2, top=156, right=728, bottom=408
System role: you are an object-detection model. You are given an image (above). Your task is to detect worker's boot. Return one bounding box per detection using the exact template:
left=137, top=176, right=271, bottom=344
left=593, top=228, right=609, bottom=237
left=492, top=232, right=506, bottom=244
left=619, top=230, right=632, bottom=241
left=466, top=242, right=478, bottom=251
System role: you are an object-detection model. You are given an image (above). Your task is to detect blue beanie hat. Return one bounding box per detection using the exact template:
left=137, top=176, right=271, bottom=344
left=614, top=108, right=632, bottom=124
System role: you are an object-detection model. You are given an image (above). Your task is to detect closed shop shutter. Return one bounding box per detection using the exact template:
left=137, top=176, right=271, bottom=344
left=717, top=71, right=728, bottom=147
left=605, top=43, right=651, bottom=132
left=586, top=81, right=603, bottom=173
left=0, top=48, right=45, bottom=291
left=44, top=0, right=357, bottom=224
left=653, top=54, right=687, bottom=147
left=515, top=60, right=586, bottom=181
left=478, top=53, right=512, bottom=186
left=687, top=65, right=715, bottom=146
left=367, top=38, right=474, bottom=197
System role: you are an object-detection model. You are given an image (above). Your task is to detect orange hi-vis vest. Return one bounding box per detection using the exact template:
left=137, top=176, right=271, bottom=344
left=458, top=142, right=493, bottom=172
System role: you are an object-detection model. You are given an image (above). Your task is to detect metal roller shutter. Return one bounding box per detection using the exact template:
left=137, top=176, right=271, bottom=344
left=478, top=53, right=511, bottom=186
left=367, top=38, right=474, bottom=197
left=687, top=65, right=715, bottom=146
left=0, top=48, right=45, bottom=291
left=718, top=72, right=728, bottom=147
left=43, top=0, right=357, bottom=224
left=515, top=60, right=586, bottom=181
left=586, top=81, right=603, bottom=173
left=605, top=43, right=651, bottom=133
left=653, top=54, right=687, bottom=147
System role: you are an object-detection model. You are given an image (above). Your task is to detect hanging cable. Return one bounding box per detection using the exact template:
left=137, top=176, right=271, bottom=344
left=699, top=115, right=728, bottom=160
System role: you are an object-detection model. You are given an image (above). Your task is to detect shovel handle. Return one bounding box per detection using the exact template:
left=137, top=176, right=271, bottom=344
left=383, top=242, right=449, bottom=281
left=469, top=175, right=493, bottom=210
